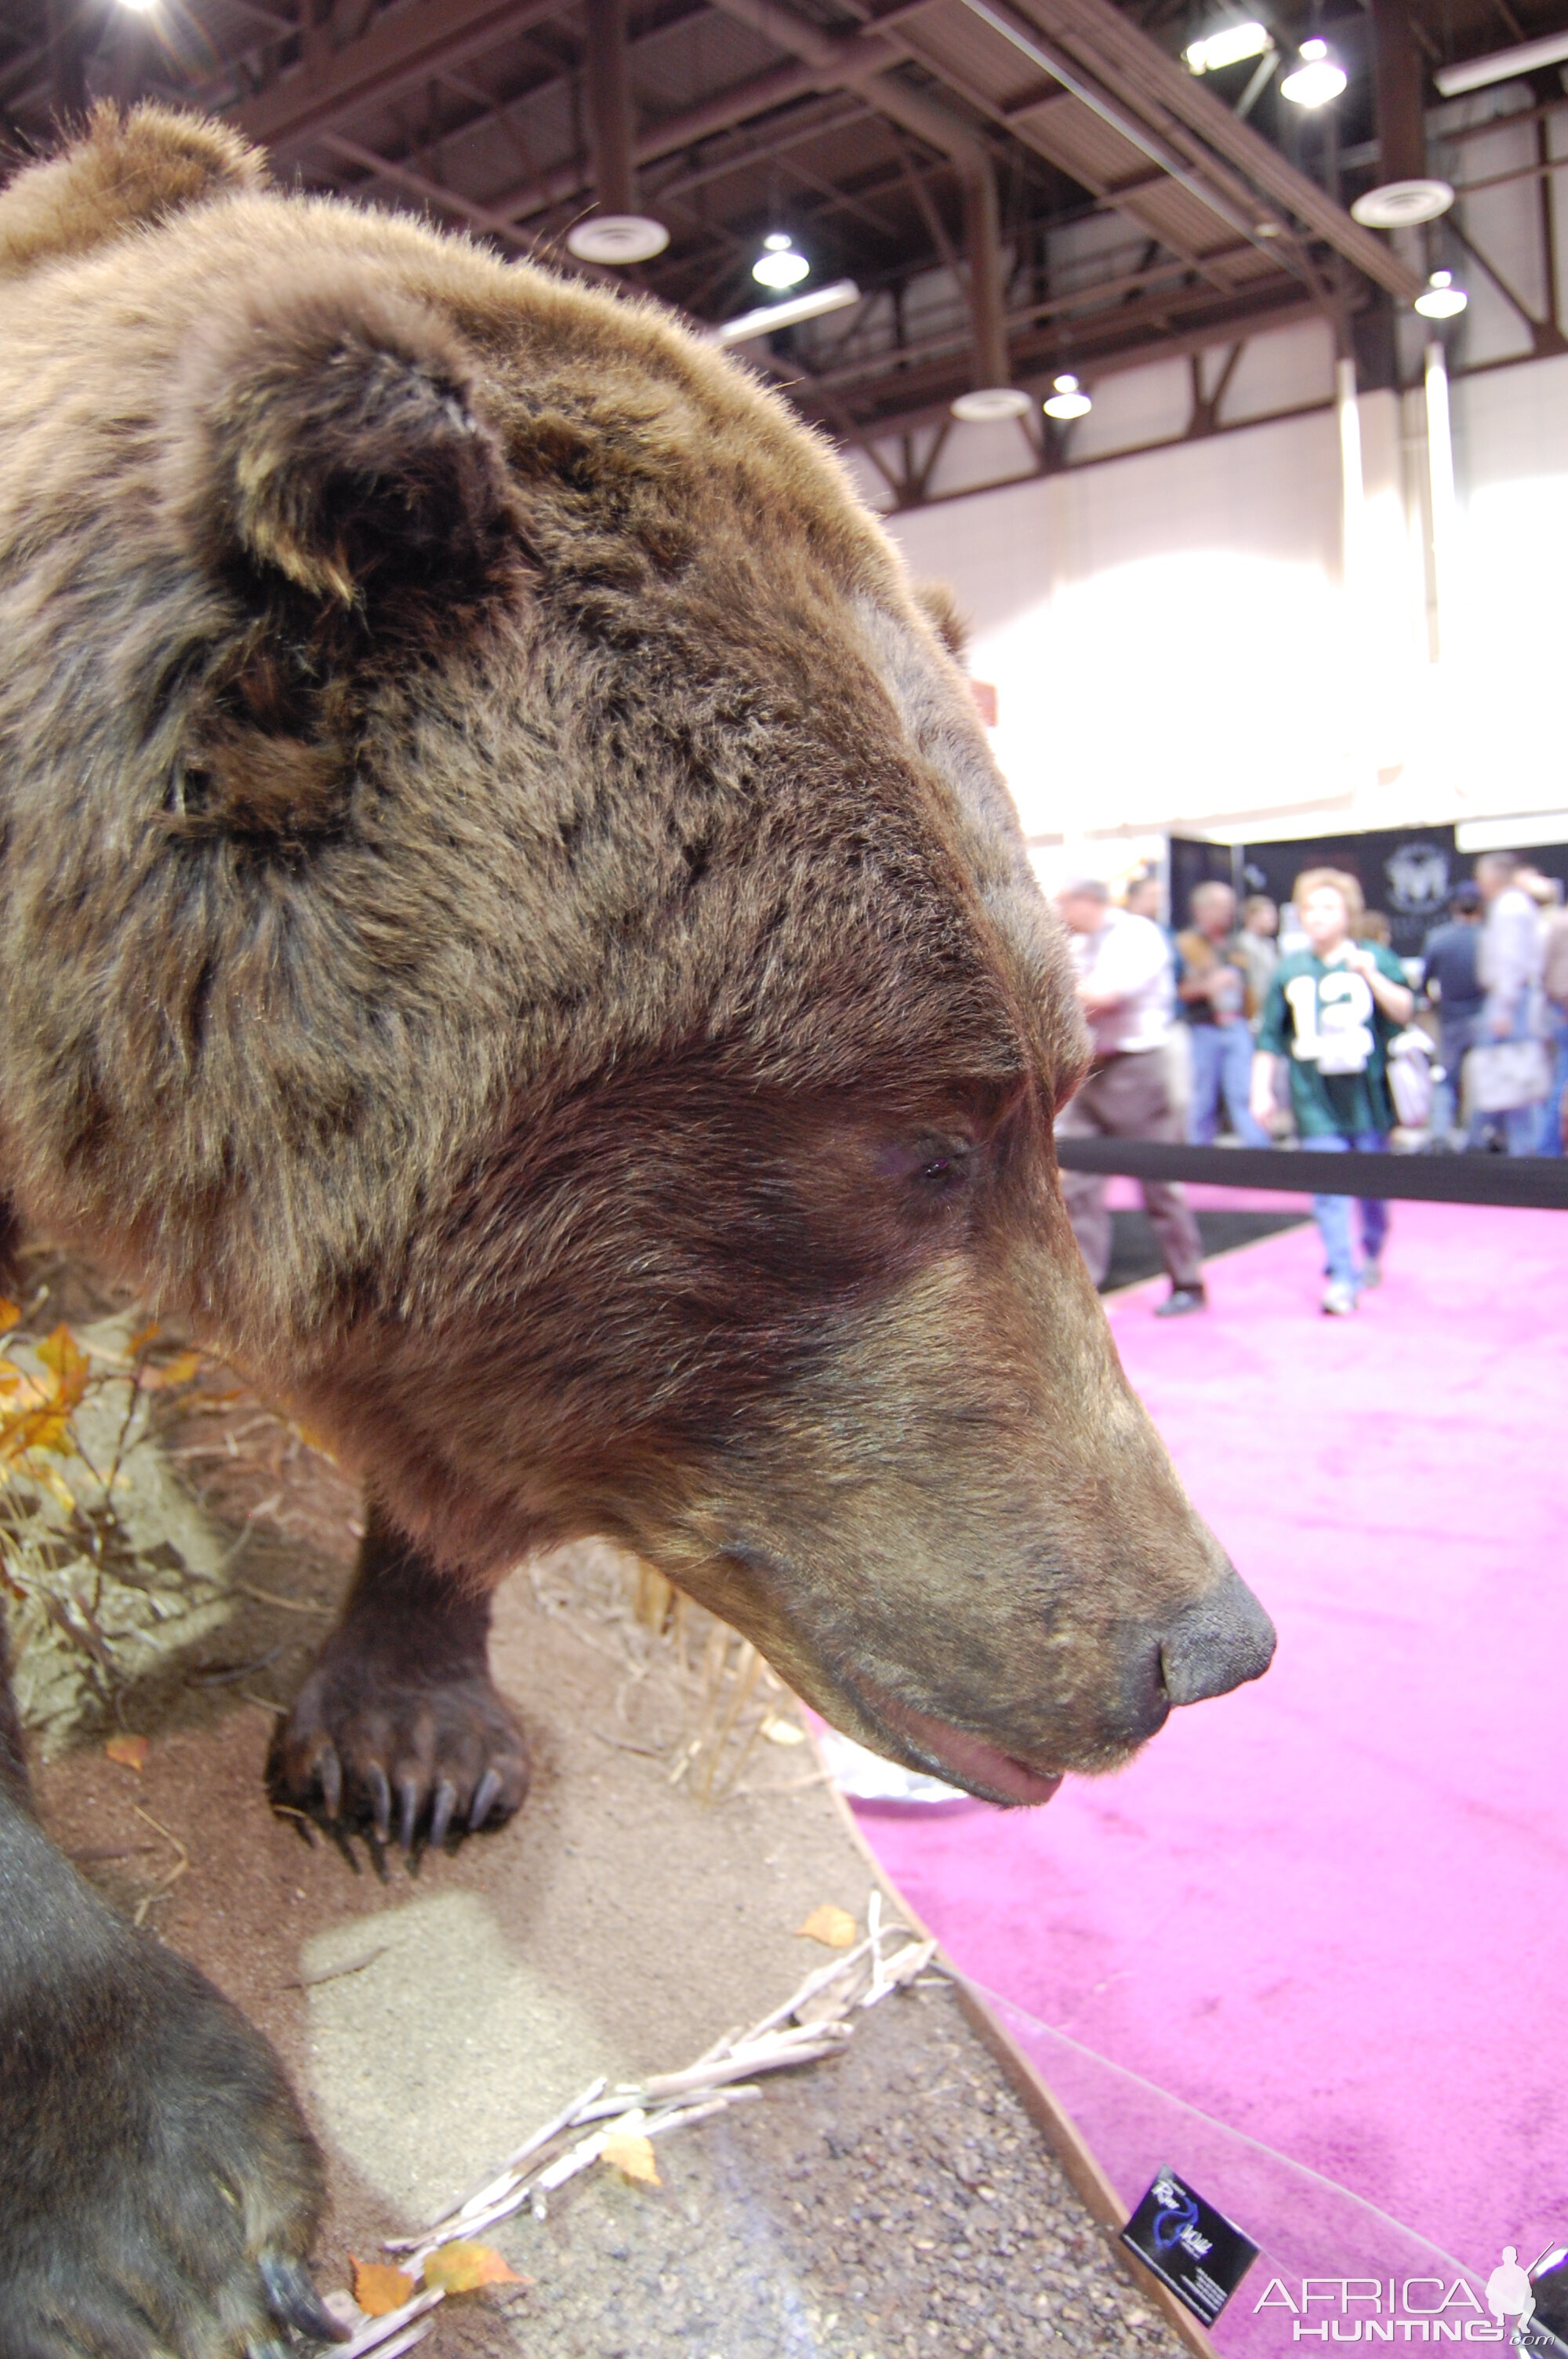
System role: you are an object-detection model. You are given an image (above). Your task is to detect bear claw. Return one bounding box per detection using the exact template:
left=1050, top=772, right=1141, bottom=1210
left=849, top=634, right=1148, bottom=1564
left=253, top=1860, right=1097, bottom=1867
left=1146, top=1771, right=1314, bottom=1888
left=261, top=2249, right=350, bottom=2342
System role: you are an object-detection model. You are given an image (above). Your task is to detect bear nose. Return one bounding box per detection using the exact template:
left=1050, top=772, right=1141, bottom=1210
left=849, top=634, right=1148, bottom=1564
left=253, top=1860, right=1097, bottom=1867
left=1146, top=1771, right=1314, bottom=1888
left=1159, top=1567, right=1276, bottom=1706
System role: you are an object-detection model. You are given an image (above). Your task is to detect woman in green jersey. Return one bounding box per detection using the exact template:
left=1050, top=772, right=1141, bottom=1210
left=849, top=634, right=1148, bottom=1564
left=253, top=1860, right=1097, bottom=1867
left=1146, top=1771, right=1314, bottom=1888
left=1250, top=868, right=1414, bottom=1316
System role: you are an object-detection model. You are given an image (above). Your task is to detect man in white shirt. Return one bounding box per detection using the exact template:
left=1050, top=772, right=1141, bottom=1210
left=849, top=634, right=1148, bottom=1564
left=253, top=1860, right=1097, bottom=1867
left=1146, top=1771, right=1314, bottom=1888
left=1475, top=851, right=1548, bottom=1156
left=1054, top=879, right=1207, bottom=1316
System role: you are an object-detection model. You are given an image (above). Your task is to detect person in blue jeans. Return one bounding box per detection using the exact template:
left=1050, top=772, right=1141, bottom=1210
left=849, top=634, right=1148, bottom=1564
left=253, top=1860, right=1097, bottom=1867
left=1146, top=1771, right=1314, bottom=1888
left=1251, top=868, right=1414, bottom=1316
left=1537, top=898, right=1568, bottom=1154
left=1175, top=881, right=1272, bottom=1147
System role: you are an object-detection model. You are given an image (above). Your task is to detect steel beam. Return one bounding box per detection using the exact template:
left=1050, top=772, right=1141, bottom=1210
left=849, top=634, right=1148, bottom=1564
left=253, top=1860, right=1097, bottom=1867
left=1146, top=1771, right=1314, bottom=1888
left=991, top=0, right=1422, bottom=300
left=584, top=0, right=636, bottom=216
left=229, top=0, right=566, bottom=155
left=1370, top=0, right=1428, bottom=187
left=702, top=0, right=1014, bottom=391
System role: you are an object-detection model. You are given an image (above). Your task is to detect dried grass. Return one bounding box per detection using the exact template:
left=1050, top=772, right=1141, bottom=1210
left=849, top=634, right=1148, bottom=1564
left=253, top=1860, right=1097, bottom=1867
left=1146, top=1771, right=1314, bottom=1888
left=527, top=1542, right=809, bottom=1805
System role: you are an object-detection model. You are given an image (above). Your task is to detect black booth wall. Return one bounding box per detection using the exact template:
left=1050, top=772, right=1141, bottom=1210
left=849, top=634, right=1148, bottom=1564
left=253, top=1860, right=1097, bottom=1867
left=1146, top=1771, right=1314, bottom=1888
left=1170, top=827, right=1568, bottom=961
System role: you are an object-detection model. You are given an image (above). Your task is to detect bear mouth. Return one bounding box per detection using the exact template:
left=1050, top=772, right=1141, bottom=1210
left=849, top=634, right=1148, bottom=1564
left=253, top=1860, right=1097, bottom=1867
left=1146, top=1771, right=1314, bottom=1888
left=851, top=1679, right=1064, bottom=1808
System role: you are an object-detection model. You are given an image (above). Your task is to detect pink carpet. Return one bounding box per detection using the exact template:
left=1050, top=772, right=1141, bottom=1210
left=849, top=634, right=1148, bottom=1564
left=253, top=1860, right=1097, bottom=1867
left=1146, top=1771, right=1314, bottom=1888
left=855, top=1202, right=1568, bottom=2345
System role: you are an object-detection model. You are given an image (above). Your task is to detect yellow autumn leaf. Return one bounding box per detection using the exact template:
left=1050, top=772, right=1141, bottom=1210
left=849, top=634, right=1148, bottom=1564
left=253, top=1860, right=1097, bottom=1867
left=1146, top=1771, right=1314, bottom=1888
left=36, top=1325, right=91, bottom=1405
left=0, top=1299, right=20, bottom=1336
left=350, top=2257, right=416, bottom=2317
left=127, top=1321, right=162, bottom=1355
left=601, top=2132, right=661, bottom=2186
left=138, top=1348, right=201, bottom=1391
left=106, top=1735, right=149, bottom=1772
left=422, top=2241, right=526, bottom=2292
left=796, top=1903, right=856, bottom=1948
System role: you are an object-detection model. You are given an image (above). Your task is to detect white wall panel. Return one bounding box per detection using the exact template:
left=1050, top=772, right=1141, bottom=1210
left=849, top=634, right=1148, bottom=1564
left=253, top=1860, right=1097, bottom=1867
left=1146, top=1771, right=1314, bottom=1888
left=1219, top=318, right=1336, bottom=423
left=884, top=409, right=1350, bottom=842
left=1064, top=356, right=1192, bottom=461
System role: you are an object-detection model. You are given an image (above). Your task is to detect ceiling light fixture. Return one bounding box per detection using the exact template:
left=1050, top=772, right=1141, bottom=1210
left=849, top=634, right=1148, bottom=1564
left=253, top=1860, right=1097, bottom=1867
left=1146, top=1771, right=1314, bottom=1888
left=1351, top=178, right=1454, bottom=227
left=707, top=279, right=861, bottom=347
left=1184, top=21, right=1272, bottom=75
left=1043, top=372, right=1092, bottom=420
left=1435, top=28, right=1568, bottom=96
left=565, top=214, right=670, bottom=265
left=1281, top=38, right=1347, bottom=106
left=753, top=232, right=810, bottom=289
left=950, top=386, right=1033, bottom=422
left=1414, top=267, right=1468, bottom=319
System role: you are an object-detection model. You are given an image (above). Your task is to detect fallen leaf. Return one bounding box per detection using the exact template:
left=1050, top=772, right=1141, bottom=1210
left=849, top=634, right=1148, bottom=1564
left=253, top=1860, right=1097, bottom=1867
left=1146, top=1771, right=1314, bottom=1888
left=601, top=2132, right=661, bottom=2186
left=127, top=1320, right=162, bottom=1355
left=105, top=1735, right=148, bottom=1772
left=350, top=2257, right=416, bottom=2317
left=139, top=1348, right=201, bottom=1391
left=796, top=1903, right=855, bottom=1948
left=422, top=2241, right=525, bottom=2293
left=0, top=1299, right=20, bottom=1336
left=37, top=1324, right=91, bottom=1402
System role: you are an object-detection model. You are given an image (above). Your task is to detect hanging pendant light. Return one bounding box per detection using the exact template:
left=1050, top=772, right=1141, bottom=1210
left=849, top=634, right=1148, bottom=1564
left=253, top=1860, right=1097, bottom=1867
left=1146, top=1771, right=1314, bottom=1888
left=1281, top=38, right=1347, bottom=106
left=1414, top=268, right=1468, bottom=320
left=1043, top=372, right=1092, bottom=421
left=753, top=232, right=810, bottom=290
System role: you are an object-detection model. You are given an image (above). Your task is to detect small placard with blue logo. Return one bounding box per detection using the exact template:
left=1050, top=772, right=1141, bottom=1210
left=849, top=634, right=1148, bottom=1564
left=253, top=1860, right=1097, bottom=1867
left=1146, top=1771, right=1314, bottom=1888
left=1120, top=2167, right=1258, bottom=2325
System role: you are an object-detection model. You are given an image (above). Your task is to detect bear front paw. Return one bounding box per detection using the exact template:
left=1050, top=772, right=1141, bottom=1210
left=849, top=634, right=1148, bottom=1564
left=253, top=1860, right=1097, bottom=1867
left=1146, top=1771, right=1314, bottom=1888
left=267, top=1652, right=530, bottom=1852
left=0, top=1918, right=341, bottom=2356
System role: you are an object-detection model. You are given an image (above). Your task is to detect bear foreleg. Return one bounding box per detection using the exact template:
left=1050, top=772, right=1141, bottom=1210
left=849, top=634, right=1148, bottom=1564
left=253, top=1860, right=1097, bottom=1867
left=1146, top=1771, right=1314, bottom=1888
left=266, top=1506, right=529, bottom=1852
left=0, top=1609, right=341, bottom=2355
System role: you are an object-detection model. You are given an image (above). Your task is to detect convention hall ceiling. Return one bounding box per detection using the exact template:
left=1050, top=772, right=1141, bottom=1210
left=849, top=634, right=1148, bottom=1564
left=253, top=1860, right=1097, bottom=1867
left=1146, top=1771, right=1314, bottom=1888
left=6, top=0, right=1567, bottom=475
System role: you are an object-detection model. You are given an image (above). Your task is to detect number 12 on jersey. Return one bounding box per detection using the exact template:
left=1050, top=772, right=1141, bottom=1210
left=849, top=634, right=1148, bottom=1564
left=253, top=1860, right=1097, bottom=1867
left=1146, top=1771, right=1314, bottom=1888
left=1285, top=969, right=1374, bottom=1076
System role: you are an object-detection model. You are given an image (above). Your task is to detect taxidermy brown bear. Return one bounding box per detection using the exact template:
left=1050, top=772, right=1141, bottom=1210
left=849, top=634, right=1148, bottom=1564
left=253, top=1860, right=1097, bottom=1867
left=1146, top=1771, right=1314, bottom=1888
left=0, top=105, right=1273, bottom=2355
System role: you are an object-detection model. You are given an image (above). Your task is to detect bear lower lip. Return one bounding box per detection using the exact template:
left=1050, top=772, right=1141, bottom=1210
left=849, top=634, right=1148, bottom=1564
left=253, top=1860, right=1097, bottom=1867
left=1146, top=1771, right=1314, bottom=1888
left=875, top=1694, right=1064, bottom=1808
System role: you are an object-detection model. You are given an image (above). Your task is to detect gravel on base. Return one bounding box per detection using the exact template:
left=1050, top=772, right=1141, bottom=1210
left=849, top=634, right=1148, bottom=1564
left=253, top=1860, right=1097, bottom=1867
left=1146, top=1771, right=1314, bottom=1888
left=424, top=1980, right=1185, bottom=2359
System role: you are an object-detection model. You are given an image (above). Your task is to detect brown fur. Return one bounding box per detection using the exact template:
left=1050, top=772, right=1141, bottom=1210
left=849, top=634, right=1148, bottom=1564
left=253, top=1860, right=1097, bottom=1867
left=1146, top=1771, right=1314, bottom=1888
left=0, top=104, right=1265, bottom=1789
left=0, top=114, right=1276, bottom=2342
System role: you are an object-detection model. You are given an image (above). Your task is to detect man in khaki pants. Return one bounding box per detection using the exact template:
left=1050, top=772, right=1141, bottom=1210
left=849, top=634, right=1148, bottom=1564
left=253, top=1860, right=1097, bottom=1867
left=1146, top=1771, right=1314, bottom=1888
left=1055, top=879, right=1207, bottom=1317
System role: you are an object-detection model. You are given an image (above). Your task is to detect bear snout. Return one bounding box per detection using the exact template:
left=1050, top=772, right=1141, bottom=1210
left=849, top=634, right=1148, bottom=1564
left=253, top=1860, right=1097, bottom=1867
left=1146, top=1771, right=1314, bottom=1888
left=1156, top=1568, right=1277, bottom=1707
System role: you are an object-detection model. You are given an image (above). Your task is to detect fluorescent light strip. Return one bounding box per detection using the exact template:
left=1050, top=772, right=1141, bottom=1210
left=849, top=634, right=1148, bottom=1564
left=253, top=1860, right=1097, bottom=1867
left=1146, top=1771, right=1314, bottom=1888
left=1455, top=812, right=1568, bottom=853
left=1435, top=29, right=1568, bottom=96
left=706, top=279, right=861, bottom=346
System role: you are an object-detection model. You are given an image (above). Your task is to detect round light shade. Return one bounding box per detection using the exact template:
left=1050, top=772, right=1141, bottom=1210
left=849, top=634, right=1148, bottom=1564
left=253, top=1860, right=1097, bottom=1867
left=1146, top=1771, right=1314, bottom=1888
left=753, top=245, right=810, bottom=289
left=566, top=214, right=670, bottom=265
left=1414, top=268, right=1468, bottom=320
left=1281, top=39, right=1347, bottom=105
left=1351, top=178, right=1455, bottom=228
left=1043, top=372, right=1092, bottom=421
left=950, top=386, right=1032, bottom=423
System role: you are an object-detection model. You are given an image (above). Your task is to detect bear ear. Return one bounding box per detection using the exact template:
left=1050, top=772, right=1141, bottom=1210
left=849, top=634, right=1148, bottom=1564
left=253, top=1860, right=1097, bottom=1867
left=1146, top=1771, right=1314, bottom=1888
left=911, top=578, right=970, bottom=666
left=166, top=271, right=524, bottom=628
left=0, top=103, right=263, bottom=278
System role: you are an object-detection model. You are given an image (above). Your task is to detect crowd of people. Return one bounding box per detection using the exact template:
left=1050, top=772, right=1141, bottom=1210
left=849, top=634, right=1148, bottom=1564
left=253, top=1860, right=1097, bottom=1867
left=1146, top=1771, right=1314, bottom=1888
left=1053, top=850, right=1568, bottom=1319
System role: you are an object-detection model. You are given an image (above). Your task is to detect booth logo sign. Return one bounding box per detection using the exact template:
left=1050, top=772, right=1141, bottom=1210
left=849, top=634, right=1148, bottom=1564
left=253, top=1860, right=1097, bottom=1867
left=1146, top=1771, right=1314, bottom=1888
left=1383, top=841, right=1451, bottom=917
left=1253, top=2245, right=1568, bottom=2346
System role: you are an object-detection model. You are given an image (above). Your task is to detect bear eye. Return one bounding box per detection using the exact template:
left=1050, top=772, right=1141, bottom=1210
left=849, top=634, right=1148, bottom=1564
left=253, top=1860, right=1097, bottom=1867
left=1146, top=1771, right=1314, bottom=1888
left=915, top=1146, right=972, bottom=1192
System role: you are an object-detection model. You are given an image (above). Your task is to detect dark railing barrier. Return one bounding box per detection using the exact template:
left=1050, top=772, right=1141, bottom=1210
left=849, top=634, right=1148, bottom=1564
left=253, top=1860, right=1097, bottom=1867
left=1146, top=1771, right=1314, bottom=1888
left=1052, top=1139, right=1568, bottom=1211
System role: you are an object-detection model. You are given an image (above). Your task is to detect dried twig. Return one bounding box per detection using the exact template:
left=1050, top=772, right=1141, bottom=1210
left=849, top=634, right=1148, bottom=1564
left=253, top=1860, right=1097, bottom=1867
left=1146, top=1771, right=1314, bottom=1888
left=383, top=1896, right=944, bottom=2284
left=130, top=1804, right=189, bottom=1928
left=234, top=1579, right=329, bottom=1616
